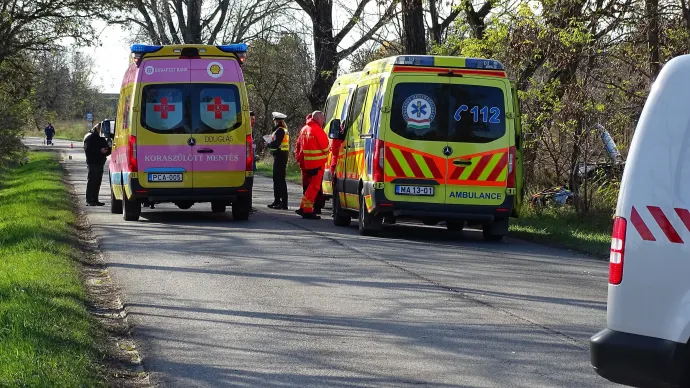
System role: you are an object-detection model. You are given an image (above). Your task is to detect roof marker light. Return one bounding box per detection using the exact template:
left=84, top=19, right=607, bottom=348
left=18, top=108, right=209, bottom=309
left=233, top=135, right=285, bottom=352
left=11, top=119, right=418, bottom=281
left=130, top=44, right=163, bottom=54
left=465, top=58, right=505, bottom=70
left=217, top=43, right=248, bottom=53
left=394, top=56, right=434, bottom=66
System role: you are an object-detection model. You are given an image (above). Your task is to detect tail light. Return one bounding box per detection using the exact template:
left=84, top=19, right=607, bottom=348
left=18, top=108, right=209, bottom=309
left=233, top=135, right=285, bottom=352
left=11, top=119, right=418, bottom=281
left=128, top=135, right=138, bottom=172
left=246, top=134, right=253, bottom=171
left=372, top=139, right=385, bottom=182
left=609, top=216, right=627, bottom=284
left=507, top=146, right=516, bottom=189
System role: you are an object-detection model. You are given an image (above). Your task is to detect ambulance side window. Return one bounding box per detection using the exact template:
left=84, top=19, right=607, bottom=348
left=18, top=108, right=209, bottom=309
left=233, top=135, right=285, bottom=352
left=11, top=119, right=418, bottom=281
left=324, top=95, right=339, bottom=125
left=345, top=85, right=369, bottom=145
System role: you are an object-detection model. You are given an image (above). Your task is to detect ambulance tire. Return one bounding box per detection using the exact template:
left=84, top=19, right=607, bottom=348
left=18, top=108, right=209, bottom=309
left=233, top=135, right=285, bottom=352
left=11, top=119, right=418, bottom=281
left=358, top=194, right=382, bottom=236
left=232, top=196, right=250, bottom=221
left=482, top=222, right=506, bottom=242
left=446, top=220, right=465, bottom=232
left=122, top=190, right=141, bottom=222
left=110, top=183, right=122, bottom=214
left=332, top=190, right=351, bottom=227
left=211, top=202, right=226, bottom=213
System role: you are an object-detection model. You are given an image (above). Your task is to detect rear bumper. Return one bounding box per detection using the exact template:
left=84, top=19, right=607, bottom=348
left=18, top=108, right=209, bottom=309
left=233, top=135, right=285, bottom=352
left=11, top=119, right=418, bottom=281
left=130, top=177, right=253, bottom=203
left=590, top=328, right=689, bottom=388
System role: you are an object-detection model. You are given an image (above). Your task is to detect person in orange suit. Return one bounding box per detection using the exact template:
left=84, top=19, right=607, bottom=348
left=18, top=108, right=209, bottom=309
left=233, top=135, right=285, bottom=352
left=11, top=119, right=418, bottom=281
left=296, top=114, right=325, bottom=214
left=295, top=111, right=329, bottom=219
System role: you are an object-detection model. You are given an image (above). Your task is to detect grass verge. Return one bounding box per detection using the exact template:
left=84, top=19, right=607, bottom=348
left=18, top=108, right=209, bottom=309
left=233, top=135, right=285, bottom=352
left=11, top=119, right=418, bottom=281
left=255, top=160, right=302, bottom=185
left=509, top=206, right=613, bottom=258
left=0, top=151, right=103, bottom=387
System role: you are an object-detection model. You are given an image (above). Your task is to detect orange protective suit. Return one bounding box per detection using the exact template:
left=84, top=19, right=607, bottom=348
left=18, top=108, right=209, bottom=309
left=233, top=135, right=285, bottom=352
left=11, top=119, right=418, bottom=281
left=295, top=117, right=329, bottom=214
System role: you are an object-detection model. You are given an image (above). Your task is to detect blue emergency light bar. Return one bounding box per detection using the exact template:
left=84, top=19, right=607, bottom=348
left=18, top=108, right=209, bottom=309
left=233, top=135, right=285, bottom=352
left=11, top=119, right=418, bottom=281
left=217, top=43, right=247, bottom=53
left=394, top=55, right=505, bottom=71
left=131, top=44, right=162, bottom=54
left=394, top=56, right=434, bottom=66
left=465, top=58, right=505, bottom=70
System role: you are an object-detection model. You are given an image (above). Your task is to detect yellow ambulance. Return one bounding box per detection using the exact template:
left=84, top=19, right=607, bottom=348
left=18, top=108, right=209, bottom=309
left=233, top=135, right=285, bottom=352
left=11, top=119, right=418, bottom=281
left=107, top=43, right=253, bottom=221
left=321, top=71, right=361, bottom=199
left=326, top=55, right=524, bottom=240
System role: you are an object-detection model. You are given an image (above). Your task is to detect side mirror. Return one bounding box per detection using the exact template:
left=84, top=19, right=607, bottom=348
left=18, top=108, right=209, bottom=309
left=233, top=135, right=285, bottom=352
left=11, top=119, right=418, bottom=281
left=328, top=119, right=341, bottom=140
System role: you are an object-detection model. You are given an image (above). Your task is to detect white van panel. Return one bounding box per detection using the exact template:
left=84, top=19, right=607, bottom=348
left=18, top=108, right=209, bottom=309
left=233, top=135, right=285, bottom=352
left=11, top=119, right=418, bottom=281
left=609, top=54, right=690, bottom=344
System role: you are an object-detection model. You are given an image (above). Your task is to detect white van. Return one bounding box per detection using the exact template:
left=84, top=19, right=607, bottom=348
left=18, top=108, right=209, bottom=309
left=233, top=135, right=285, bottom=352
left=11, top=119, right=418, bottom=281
left=590, top=55, right=690, bottom=387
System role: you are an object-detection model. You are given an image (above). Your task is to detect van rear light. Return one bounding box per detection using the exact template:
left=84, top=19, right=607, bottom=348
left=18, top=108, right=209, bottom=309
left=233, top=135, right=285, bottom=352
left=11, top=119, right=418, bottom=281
left=372, top=139, right=385, bottom=182
left=245, top=134, right=253, bottom=171
left=609, top=216, right=627, bottom=285
left=128, top=135, right=138, bottom=172
left=507, top=147, right=516, bottom=189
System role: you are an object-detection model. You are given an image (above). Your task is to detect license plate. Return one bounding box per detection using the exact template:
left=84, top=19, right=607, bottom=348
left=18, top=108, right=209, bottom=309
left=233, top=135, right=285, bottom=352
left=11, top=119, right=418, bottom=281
left=148, top=173, right=183, bottom=182
left=395, top=185, right=434, bottom=196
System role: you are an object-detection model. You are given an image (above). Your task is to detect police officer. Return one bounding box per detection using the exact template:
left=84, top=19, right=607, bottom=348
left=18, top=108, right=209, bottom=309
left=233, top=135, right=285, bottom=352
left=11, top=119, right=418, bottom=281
left=267, top=112, right=289, bottom=209
left=84, top=122, right=111, bottom=206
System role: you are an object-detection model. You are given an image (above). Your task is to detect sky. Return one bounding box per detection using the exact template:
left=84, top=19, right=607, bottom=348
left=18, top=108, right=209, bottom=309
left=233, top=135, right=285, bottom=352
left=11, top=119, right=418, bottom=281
left=87, top=3, right=393, bottom=94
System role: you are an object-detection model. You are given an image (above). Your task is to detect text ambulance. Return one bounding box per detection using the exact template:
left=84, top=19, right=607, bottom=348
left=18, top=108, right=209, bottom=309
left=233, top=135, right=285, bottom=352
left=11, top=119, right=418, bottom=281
left=326, top=55, right=524, bottom=240
left=108, top=44, right=253, bottom=221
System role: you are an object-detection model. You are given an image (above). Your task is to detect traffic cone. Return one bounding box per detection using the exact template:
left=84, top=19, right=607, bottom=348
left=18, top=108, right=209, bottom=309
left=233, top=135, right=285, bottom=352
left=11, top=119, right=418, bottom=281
left=70, top=142, right=73, bottom=148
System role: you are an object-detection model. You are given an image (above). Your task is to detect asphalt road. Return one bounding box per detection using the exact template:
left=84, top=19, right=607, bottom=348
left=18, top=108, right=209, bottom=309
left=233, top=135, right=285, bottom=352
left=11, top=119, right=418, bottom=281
left=28, top=138, right=616, bottom=388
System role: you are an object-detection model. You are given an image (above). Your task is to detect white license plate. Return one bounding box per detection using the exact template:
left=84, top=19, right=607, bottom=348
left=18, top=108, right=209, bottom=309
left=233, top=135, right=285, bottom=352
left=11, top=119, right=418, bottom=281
left=395, top=185, right=434, bottom=196
left=148, top=173, right=183, bottom=182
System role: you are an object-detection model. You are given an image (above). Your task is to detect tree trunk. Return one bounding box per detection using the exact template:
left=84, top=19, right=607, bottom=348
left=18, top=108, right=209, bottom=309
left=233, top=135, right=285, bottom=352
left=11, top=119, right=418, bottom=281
left=646, top=0, right=660, bottom=78
left=401, top=0, right=426, bottom=54
left=308, top=1, right=338, bottom=110
left=186, top=0, right=203, bottom=44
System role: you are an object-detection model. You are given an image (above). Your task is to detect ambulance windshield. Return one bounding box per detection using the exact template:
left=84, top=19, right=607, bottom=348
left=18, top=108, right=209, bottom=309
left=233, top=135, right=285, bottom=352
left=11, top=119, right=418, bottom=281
left=141, top=84, right=243, bottom=134
left=390, top=82, right=506, bottom=144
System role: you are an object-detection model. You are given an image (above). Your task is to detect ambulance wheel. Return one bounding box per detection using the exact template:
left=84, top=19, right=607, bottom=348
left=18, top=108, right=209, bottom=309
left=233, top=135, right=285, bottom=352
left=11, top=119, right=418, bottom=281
left=232, top=196, right=250, bottom=221
left=211, top=202, right=226, bottom=213
left=122, top=192, right=141, bottom=222
left=482, top=223, right=505, bottom=242
left=332, top=190, right=351, bottom=227
left=358, top=194, right=382, bottom=236
left=446, top=220, right=465, bottom=232
left=110, top=185, right=122, bottom=214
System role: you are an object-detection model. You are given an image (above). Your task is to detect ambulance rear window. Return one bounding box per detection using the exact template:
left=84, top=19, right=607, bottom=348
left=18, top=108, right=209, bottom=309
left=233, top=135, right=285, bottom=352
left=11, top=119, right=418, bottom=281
left=196, top=85, right=242, bottom=134
left=390, top=82, right=506, bottom=144
left=141, top=85, right=190, bottom=134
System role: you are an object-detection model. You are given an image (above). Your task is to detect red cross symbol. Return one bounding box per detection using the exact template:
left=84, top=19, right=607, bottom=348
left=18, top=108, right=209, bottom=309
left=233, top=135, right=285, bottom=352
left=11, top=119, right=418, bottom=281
left=207, top=97, right=229, bottom=119
left=153, top=97, right=176, bottom=119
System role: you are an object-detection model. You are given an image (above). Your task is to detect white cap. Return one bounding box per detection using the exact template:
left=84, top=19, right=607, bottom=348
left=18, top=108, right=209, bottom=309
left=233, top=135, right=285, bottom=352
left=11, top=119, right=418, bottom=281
left=272, top=112, right=287, bottom=120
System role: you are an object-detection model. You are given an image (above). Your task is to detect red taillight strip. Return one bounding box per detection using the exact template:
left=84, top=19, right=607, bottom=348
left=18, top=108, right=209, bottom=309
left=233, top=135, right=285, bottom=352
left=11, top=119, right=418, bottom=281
left=609, top=216, right=627, bottom=285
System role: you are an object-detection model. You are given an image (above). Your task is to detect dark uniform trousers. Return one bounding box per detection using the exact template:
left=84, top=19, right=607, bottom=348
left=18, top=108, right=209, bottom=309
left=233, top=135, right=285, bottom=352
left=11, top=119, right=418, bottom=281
left=273, top=151, right=289, bottom=205
left=86, top=164, right=105, bottom=203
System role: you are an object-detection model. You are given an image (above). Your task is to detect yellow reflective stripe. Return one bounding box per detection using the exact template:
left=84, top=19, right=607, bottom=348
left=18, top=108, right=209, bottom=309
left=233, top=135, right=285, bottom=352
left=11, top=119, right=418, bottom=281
left=390, top=147, right=414, bottom=177
left=460, top=156, right=480, bottom=180
left=413, top=153, right=434, bottom=179
left=303, top=149, right=326, bottom=154
left=304, top=155, right=328, bottom=161
left=478, top=153, right=502, bottom=181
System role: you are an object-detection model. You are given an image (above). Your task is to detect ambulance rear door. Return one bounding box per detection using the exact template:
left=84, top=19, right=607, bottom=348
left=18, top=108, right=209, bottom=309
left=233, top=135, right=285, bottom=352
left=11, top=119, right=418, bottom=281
left=137, top=58, right=193, bottom=190
left=383, top=74, right=448, bottom=205
left=444, top=76, right=511, bottom=207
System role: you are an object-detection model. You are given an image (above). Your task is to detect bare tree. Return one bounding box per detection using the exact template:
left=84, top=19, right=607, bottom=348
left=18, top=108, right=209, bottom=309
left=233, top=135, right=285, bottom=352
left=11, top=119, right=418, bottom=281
left=127, top=0, right=292, bottom=45
left=428, top=0, right=461, bottom=45
left=293, top=0, right=398, bottom=109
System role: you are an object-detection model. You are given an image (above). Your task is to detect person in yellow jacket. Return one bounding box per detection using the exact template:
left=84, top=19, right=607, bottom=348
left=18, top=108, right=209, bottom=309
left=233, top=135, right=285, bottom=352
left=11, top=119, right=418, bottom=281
left=267, top=112, right=290, bottom=209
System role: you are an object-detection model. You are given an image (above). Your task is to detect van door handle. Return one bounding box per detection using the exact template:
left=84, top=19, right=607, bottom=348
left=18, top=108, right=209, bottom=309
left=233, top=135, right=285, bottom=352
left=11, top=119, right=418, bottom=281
left=453, top=159, right=472, bottom=166
left=196, top=148, right=214, bottom=154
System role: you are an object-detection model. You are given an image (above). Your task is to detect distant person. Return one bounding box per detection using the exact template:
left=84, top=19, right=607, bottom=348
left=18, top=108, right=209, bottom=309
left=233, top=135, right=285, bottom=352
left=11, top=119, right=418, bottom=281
left=44, top=123, right=55, bottom=145
left=266, top=112, right=289, bottom=209
left=83, top=123, right=111, bottom=206
left=295, top=111, right=329, bottom=219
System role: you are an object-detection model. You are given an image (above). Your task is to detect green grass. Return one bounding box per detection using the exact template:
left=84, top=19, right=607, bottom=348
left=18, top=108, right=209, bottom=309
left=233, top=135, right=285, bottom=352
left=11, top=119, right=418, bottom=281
left=510, top=206, right=613, bottom=258
left=0, top=152, right=104, bottom=387
left=255, top=160, right=303, bottom=184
